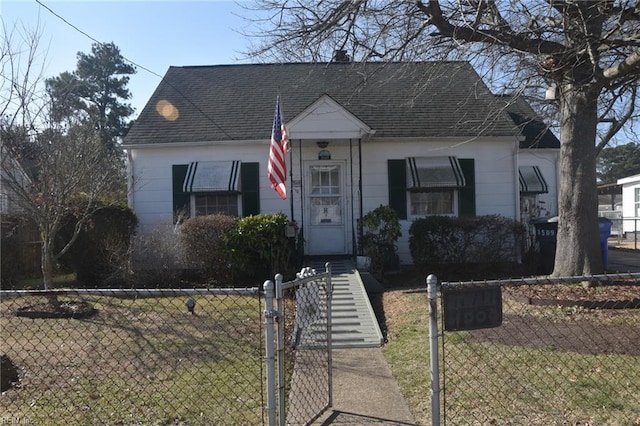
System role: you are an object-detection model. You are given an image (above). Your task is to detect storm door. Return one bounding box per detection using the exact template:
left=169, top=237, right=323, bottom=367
left=305, top=162, right=347, bottom=255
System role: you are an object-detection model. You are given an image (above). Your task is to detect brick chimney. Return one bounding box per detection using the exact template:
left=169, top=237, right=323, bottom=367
left=333, top=49, right=351, bottom=63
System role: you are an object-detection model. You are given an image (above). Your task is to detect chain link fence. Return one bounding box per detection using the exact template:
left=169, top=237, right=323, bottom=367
left=429, top=273, right=640, bottom=425
left=0, top=288, right=264, bottom=425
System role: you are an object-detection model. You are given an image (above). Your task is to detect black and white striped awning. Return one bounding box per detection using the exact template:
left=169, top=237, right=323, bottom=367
left=519, top=165, right=548, bottom=194
left=407, top=156, right=466, bottom=189
left=183, top=161, right=241, bottom=193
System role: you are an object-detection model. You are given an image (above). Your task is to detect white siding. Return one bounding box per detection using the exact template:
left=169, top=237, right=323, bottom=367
left=128, top=134, right=558, bottom=265
left=618, top=174, right=640, bottom=235
left=361, top=138, right=519, bottom=263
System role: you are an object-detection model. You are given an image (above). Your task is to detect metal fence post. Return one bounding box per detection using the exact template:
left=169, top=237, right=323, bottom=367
left=325, top=262, right=333, bottom=407
left=263, top=280, right=277, bottom=426
left=275, top=273, right=286, bottom=426
left=427, top=274, right=441, bottom=426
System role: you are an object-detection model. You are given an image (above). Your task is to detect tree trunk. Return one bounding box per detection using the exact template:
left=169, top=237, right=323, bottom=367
left=41, top=237, right=60, bottom=309
left=553, top=83, right=603, bottom=277
left=41, top=237, right=54, bottom=289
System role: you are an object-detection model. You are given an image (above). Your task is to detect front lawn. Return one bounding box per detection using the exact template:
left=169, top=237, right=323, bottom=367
left=381, top=274, right=640, bottom=425
left=0, top=293, right=264, bottom=425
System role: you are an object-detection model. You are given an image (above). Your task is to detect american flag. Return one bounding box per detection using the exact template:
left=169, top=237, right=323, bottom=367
left=267, top=96, right=289, bottom=200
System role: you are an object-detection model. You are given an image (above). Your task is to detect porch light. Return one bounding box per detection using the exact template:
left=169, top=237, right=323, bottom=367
left=316, top=141, right=329, bottom=148
left=318, top=149, right=331, bottom=160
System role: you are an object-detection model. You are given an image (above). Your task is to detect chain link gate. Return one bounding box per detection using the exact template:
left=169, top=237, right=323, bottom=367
left=263, top=263, right=333, bottom=426
left=428, top=273, right=640, bottom=425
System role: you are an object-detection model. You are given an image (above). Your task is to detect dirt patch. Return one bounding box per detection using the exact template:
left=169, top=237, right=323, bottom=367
left=14, top=300, right=97, bottom=319
left=504, top=282, right=640, bottom=309
left=466, top=311, right=640, bottom=355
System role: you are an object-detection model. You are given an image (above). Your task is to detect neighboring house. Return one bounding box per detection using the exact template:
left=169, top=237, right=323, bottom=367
left=123, top=61, right=559, bottom=264
left=0, top=143, right=29, bottom=216
left=617, top=173, right=640, bottom=237
left=1, top=143, right=41, bottom=278
left=598, top=183, right=623, bottom=212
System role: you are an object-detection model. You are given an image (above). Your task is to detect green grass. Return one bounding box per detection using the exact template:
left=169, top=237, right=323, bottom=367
left=382, top=288, right=640, bottom=426
left=0, top=293, right=265, bottom=425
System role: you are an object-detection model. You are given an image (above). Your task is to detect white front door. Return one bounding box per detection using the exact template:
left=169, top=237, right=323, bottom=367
left=305, top=162, right=347, bottom=255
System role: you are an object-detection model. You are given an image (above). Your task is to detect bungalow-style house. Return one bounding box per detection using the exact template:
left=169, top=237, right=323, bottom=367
left=617, top=173, right=640, bottom=238
left=123, top=61, right=560, bottom=264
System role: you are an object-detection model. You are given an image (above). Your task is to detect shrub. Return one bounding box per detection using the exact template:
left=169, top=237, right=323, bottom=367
left=129, top=225, right=186, bottom=288
left=1, top=216, right=40, bottom=285
left=409, top=214, right=525, bottom=271
left=358, top=205, right=402, bottom=277
left=57, top=205, right=138, bottom=286
left=179, top=214, right=237, bottom=285
left=225, top=213, right=293, bottom=284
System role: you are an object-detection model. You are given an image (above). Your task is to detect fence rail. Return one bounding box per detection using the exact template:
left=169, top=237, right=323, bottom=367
left=600, top=213, right=640, bottom=248
left=1, top=287, right=264, bottom=425
left=428, top=273, right=640, bottom=425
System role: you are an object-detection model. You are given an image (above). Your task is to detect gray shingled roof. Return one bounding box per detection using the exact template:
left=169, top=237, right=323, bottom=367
left=496, top=94, right=561, bottom=149
left=124, top=62, right=522, bottom=145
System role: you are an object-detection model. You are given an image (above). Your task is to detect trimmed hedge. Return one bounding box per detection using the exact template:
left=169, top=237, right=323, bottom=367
left=177, top=213, right=296, bottom=286
left=179, top=214, right=237, bottom=285
left=225, top=213, right=294, bottom=284
left=409, top=215, right=525, bottom=271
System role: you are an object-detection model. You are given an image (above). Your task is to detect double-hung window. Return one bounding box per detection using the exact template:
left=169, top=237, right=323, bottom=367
left=406, top=156, right=466, bottom=217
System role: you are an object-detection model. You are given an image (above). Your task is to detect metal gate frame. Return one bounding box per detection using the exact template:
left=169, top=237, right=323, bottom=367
left=264, top=263, right=333, bottom=426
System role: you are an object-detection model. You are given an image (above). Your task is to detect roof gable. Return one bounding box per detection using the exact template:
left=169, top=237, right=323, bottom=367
left=124, top=62, right=520, bottom=146
left=287, top=94, right=372, bottom=139
left=496, top=95, right=560, bottom=149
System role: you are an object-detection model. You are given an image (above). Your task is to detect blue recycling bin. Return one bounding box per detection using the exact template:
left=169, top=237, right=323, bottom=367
left=598, top=217, right=612, bottom=270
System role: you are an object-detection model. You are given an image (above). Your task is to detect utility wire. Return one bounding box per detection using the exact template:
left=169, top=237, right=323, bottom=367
left=35, top=0, right=235, bottom=140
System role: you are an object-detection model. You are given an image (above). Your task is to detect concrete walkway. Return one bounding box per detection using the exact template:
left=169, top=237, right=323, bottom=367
left=313, top=347, right=418, bottom=425
left=306, top=258, right=418, bottom=425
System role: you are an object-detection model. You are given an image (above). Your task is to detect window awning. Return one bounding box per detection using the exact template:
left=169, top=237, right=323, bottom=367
left=183, top=161, right=241, bottom=193
left=406, top=156, right=466, bottom=190
left=519, top=165, right=548, bottom=194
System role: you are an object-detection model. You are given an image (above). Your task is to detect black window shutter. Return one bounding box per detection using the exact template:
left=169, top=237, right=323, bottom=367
left=387, top=160, right=407, bottom=220
left=458, top=159, right=476, bottom=217
left=241, top=162, right=260, bottom=216
left=172, top=164, right=190, bottom=222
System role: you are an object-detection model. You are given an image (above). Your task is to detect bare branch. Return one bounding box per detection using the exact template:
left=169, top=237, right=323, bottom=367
left=602, top=46, right=640, bottom=79
left=596, top=86, right=637, bottom=154
left=416, top=0, right=566, bottom=55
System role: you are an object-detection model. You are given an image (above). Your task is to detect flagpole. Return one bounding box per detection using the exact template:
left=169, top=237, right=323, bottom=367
left=289, top=145, right=294, bottom=221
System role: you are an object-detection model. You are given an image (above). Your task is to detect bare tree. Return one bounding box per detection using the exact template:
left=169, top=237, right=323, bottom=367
left=1, top=22, right=124, bottom=295
left=246, top=0, right=640, bottom=276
